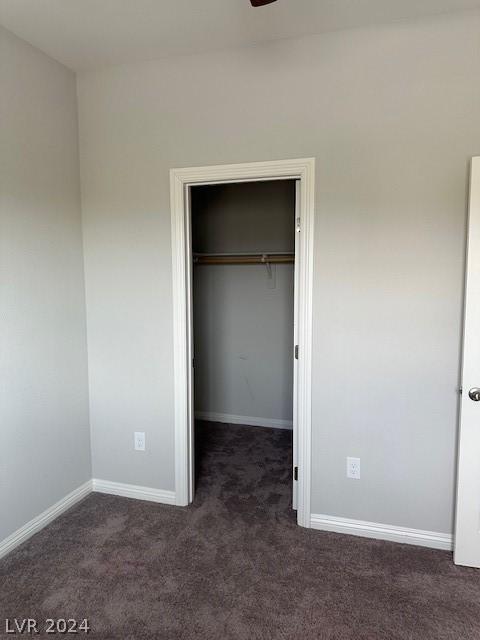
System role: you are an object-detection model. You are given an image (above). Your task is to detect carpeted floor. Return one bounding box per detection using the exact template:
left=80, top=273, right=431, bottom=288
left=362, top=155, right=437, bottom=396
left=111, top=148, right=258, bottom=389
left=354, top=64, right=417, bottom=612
left=1, top=421, right=480, bottom=639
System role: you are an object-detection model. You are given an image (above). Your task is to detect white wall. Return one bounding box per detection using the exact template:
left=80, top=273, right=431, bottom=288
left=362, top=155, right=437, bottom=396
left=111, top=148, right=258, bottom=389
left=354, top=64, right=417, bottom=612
left=192, top=181, right=295, bottom=427
left=77, top=11, right=480, bottom=533
left=0, top=27, right=91, bottom=541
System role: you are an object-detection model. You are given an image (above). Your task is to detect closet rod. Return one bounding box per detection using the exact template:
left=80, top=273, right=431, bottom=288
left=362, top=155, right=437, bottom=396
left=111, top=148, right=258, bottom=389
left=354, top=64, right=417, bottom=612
left=193, top=252, right=294, bottom=265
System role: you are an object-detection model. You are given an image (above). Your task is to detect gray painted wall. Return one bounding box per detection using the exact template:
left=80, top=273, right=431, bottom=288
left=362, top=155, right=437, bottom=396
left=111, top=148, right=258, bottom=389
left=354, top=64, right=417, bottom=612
left=77, top=11, right=480, bottom=533
left=192, top=181, right=295, bottom=426
left=0, top=27, right=91, bottom=541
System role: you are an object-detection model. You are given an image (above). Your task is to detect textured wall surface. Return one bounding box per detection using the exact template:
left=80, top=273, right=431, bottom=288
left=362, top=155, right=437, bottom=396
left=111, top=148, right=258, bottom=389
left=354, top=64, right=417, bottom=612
left=78, top=12, right=480, bottom=532
left=1, top=27, right=91, bottom=541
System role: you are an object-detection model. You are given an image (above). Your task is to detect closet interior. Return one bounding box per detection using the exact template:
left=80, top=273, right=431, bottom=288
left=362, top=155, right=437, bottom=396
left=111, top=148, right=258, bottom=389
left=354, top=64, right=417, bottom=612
left=190, top=179, right=297, bottom=505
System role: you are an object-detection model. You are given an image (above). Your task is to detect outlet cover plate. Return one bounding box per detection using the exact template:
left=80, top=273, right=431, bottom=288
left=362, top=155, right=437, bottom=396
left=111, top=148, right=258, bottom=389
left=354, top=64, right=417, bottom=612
left=134, top=431, right=146, bottom=451
left=347, top=456, right=360, bottom=479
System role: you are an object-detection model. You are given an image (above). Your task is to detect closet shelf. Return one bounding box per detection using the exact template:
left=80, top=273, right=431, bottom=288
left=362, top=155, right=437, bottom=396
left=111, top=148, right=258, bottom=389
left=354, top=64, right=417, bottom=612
left=193, top=252, right=295, bottom=265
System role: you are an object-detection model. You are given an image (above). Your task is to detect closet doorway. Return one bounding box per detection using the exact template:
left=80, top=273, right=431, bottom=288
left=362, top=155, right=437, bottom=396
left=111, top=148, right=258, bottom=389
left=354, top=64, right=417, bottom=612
left=192, top=180, right=296, bottom=515
left=171, top=159, right=315, bottom=528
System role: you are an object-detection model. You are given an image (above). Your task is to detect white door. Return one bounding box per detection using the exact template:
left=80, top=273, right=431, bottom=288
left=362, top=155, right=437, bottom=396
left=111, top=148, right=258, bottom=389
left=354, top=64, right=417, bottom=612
left=292, top=180, right=300, bottom=510
left=455, top=157, right=480, bottom=567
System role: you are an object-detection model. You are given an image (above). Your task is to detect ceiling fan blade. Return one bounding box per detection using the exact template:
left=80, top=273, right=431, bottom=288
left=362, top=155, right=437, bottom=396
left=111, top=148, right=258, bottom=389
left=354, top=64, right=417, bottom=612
left=250, top=0, right=278, bottom=6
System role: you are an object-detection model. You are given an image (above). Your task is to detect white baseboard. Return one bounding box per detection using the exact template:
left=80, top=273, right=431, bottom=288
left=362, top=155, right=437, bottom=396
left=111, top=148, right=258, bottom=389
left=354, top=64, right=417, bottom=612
left=1, top=479, right=452, bottom=562
left=195, top=411, right=293, bottom=430
left=310, top=513, right=453, bottom=551
left=0, top=478, right=176, bottom=561
left=0, top=480, right=92, bottom=560
left=92, top=479, right=176, bottom=505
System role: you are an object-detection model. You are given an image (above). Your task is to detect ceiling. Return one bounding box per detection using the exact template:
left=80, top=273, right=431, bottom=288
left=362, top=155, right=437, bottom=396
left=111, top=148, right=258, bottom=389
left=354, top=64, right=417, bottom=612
left=1, top=0, right=479, bottom=71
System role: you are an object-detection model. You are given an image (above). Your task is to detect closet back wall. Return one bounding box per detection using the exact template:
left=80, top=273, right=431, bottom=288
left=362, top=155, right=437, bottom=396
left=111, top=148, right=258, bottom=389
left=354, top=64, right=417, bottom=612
left=192, top=181, right=295, bottom=428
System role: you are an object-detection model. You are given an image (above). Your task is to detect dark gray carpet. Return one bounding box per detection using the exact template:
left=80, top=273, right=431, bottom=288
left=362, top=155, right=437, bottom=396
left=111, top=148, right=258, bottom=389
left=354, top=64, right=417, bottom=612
left=1, top=421, right=479, bottom=639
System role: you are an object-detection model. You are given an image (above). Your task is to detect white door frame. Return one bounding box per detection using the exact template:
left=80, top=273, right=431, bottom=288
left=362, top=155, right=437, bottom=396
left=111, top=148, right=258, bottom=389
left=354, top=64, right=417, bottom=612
left=170, top=158, right=315, bottom=528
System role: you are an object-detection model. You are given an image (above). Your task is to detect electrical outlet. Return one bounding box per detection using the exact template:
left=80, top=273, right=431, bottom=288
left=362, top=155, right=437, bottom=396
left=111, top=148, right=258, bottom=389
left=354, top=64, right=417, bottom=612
left=134, top=432, right=145, bottom=451
left=346, top=456, right=360, bottom=479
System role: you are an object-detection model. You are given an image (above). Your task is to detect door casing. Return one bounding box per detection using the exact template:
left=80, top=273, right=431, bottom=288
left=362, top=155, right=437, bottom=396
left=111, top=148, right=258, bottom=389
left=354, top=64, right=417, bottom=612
left=170, top=158, right=315, bottom=528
